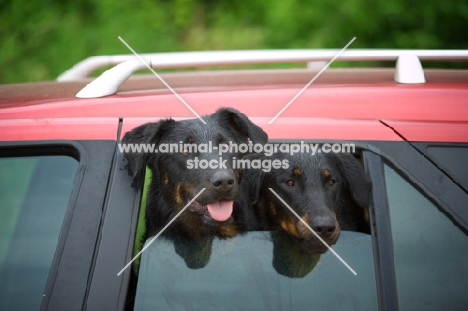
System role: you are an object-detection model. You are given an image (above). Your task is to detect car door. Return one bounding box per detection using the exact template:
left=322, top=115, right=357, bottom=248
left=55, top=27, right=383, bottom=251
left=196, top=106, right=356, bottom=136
left=364, top=141, right=468, bottom=310
left=0, top=140, right=116, bottom=311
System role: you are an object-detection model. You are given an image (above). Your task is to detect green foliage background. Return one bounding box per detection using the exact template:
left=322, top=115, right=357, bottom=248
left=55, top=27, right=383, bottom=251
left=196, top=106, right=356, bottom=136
left=1, top=0, right=467, bottom=83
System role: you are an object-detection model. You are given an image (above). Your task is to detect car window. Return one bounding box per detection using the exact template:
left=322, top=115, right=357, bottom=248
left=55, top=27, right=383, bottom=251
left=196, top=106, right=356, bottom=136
left=384, top=164, right=468, bottom=309
left=133, top=231, right=378, bottom=310
left=0, top=155, right=78, bottom=311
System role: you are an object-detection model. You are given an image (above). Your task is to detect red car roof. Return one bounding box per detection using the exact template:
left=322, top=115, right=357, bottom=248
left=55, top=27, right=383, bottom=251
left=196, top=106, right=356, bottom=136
left=1, top=69, right=467, bottom=142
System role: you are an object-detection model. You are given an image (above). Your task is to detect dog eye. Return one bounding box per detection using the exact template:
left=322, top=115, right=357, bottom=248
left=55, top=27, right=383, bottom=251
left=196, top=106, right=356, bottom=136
left=180, top=150, right=191, bottom=156
left=328, top=179, right=336, bottom=186
left=285, top=180, right=295, bottom=187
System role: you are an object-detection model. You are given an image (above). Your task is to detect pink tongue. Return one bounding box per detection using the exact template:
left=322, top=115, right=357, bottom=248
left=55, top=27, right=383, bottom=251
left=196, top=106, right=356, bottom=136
left=206, top=200, right=233, bottom=222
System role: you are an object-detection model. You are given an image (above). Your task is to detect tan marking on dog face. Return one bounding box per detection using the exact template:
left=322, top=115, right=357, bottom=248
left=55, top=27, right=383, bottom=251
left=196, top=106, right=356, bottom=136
left=329, top=218, right=341, bottom=241
left=296, top=215, right=312, bottom=238
left=280, top=219, right=301, bottom=239
left=163, top=173, right=169, bottom=185
left=174, top=184, right=185, bottom=206
left=174, top=182, right=193, bottom=206
left=269, top=201, right=277, bottom=216
left=293, top=168, right=302, bottom=176
left=323, top=169, right=330, bottom=178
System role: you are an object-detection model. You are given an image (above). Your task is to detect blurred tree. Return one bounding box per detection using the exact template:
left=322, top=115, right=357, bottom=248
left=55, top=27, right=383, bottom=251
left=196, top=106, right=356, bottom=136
left=0, top=0, right=467, bottom=83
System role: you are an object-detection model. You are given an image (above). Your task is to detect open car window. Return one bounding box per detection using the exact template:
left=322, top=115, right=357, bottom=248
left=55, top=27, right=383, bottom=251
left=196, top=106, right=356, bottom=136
left=134, top=231, right=377, bottom=310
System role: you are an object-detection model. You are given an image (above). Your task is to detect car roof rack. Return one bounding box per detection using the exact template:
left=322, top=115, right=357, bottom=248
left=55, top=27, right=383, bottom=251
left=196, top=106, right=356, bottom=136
left=61, top=49, right=468, bottom=98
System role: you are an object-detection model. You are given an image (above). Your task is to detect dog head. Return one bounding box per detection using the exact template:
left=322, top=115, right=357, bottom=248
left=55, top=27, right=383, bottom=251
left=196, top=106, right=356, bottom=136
left=122, top=108, right=267, bottom=236
left=244, top=151, right=372, bottom=254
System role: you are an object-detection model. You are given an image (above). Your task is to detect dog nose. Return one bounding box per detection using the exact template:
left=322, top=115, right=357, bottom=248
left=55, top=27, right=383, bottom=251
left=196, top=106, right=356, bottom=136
left=311, top=215, right=336, bottom=239
left=211, top=171, right=235, bottom=193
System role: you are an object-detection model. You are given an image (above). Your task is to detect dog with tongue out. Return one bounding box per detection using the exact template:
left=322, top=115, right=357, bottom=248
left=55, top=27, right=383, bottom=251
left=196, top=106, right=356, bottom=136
left=122, top=108, right=267, bottom=269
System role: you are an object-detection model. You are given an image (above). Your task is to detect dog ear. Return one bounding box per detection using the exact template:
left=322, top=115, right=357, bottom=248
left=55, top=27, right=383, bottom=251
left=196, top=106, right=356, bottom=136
left=334, top=153, right=372, bottom=208
left=121, top=119, right=175, bottom=188
left=214, top=107, right=268, bottom=144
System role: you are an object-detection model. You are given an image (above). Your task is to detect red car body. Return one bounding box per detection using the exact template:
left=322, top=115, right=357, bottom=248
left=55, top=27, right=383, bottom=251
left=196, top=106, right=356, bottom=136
left=1, top=53, right=468, bottom=310
left=1, top=69, right=468, bottom=143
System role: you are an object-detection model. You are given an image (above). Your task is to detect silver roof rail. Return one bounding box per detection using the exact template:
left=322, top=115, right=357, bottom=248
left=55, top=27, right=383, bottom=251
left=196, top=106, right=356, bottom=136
left=65, top=49, right=468, bottom=98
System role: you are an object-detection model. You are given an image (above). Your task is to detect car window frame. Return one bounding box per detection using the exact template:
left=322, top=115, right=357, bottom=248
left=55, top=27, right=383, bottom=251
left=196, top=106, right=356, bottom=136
left=0, top=140, right=116, bottom=311
left=84, top=149, right=141, bottom=310
left=97, top=139, right=384, bottom=310
left=368, top=141, right=468, bottom=233
left=412, top=142, right=468, bottom=193
left=91, top=139, right=468, bottom=310
left=363, top=140, right=468, bottom=311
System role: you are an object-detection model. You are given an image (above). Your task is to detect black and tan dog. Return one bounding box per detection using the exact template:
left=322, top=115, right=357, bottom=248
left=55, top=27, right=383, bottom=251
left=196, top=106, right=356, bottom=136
left=122, top=108, right=266, bottom=268
left=241, top=151, right=372, bottom=276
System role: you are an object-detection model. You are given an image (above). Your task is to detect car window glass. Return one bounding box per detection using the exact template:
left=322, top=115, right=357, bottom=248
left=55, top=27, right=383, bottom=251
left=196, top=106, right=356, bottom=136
left=384, top=164, right=468, bottom=309
left=426, top=146, right=468, bottom=189
left=0, top=155, right=78, bottom=311
left=134, top=231, right=378, bottom=310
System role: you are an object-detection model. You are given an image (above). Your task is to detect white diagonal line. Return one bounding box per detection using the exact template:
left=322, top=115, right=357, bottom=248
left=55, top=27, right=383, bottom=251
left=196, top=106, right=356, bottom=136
left=117, top=188, right=206, bottom=276
left=268, top=37, right=356, bottom=124
left=118, top=36, right=207, bottom=125
left=268, top=188, right=357, bottom=275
